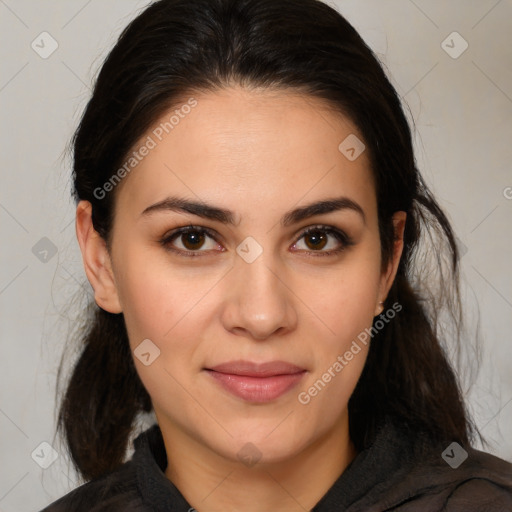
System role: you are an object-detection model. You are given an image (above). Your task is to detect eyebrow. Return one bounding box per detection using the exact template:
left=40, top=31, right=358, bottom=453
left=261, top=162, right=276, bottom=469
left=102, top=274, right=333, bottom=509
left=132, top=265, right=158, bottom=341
left=140, top=195, right=366, bottom=226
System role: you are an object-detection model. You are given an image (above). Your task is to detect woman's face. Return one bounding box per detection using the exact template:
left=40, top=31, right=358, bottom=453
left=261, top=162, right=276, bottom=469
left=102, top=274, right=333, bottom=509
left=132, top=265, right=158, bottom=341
left=83, top=86, right=404, bottom=465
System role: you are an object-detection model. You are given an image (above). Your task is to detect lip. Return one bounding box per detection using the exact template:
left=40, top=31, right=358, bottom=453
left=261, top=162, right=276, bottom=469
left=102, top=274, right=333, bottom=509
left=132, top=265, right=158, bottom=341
left=204, top=360, right=307, bottom=403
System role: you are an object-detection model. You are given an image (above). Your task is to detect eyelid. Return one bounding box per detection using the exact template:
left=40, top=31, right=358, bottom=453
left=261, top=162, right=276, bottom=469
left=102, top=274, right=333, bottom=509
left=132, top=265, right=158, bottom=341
left=160, top=223, right=353, bottom=257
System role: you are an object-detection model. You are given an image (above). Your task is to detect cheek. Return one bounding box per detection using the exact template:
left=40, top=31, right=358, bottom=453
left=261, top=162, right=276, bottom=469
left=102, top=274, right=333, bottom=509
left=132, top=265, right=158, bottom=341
left=311, top=256, right=382, bottom=348
left=296, top=251, right=381, bottom=408
left=113, top=247, right=223, bottom=406
left=115, top=255, right=207, bottom=414
left=295, top=273, right=378, bottom=424
left=117, top=270, right=172, bottom=345
left=114, top=244, right=207, bottom=344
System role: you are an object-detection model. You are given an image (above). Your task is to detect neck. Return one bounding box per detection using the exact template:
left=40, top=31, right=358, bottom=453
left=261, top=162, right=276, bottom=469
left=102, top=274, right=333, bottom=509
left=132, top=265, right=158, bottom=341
left=161, top=415, right=357, bottom=512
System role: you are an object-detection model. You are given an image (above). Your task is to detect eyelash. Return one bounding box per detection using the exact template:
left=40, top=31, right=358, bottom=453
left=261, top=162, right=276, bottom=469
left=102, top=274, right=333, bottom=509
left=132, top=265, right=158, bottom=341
left=159, top=224, right=354, bottom=258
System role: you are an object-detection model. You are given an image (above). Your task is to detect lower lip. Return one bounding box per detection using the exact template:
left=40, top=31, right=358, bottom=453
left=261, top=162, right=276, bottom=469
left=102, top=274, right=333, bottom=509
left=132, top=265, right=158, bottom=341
left=204, top=370, right=306, bottom=403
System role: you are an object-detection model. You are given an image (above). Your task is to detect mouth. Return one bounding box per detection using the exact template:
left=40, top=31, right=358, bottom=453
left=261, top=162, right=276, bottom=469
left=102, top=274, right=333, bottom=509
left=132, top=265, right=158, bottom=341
left=203, top=360, right=307, bottom=403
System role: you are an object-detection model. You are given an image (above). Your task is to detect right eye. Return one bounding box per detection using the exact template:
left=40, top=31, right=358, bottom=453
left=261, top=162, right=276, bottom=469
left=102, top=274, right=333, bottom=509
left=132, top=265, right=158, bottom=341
left=160, top=226, right=224, bottom=257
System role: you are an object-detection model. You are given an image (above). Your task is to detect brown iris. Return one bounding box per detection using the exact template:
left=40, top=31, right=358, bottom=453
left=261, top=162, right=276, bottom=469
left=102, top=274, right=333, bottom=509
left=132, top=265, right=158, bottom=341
left=181, top=230, right=206, bottom=250
left=304, top=230, right=328, bottom=251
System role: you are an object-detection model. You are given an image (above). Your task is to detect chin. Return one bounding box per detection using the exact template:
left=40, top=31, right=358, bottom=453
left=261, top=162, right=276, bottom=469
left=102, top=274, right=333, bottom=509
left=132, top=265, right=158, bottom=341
left=222, top=428, right=306, bottom=467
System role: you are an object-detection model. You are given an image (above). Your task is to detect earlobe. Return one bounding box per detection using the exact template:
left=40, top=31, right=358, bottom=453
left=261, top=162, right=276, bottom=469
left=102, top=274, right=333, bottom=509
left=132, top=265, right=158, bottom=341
left=75, top=200, right=123, bottom=314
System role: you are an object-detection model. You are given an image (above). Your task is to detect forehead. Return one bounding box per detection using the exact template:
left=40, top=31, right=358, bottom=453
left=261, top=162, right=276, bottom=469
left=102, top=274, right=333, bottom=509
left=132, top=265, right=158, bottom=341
left=114, top=86, right=376, bottom=222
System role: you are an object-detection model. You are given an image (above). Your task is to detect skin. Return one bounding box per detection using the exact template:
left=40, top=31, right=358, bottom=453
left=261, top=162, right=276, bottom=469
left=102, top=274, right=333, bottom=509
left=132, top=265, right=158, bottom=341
left=76, top=85, right=406, bottom=511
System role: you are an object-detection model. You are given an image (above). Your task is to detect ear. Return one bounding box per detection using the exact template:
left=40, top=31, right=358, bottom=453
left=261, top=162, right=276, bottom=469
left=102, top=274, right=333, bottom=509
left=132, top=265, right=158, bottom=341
left=75, top=200, right=122, bottom=313
left=375, top=211, right=407, bottom=315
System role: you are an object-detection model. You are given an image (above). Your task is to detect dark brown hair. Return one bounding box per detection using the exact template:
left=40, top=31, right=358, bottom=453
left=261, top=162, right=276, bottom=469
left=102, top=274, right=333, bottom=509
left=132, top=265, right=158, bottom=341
left=56, top=0, right=480, bottom=482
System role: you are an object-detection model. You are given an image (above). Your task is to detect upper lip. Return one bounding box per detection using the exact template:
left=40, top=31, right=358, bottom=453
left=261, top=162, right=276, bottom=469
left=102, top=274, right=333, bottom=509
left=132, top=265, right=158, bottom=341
left=205, top=360, right=306, bottom=377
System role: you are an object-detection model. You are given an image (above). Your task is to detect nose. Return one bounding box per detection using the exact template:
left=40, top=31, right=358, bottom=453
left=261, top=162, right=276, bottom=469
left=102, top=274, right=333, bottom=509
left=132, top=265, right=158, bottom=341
left=220, top=249, right=298, bottom=341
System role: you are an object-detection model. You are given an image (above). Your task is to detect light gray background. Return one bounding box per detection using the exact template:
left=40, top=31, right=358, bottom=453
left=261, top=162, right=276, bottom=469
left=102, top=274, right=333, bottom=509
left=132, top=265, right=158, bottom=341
left=1, top=1, right=511, bottom=510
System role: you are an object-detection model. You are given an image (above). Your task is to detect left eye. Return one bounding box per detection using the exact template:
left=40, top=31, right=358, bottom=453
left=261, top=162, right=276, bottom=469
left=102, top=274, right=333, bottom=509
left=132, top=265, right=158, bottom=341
left=160, top=225, right=352, bottom=257
left=292, top=226, right=350, bottom=255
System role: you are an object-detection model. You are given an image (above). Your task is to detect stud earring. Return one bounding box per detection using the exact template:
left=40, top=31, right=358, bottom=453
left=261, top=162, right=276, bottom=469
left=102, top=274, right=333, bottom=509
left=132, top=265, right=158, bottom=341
left=376, top=301, right=385, bottom=316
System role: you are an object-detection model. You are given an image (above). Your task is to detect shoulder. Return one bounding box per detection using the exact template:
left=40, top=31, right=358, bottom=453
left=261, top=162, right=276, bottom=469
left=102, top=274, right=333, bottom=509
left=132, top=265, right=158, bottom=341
left=443, top=477, right=512, bottom=511
left=441, top=447, right=512, bottom=511
left=404, top=445, right=512, bottom=512
left=365, top=419, right=512, bottom=512
left=38, top=459, right=148, bottom=512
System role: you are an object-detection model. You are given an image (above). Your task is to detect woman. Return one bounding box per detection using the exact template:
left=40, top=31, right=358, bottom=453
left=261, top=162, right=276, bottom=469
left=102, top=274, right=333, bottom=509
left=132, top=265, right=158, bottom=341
left=41, top=0, right=512, bottom=510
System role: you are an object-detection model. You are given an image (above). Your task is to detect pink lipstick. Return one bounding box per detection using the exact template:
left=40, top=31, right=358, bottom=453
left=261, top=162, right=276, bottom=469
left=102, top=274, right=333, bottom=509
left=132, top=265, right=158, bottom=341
left=204, top=360, right=306, bottom=403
